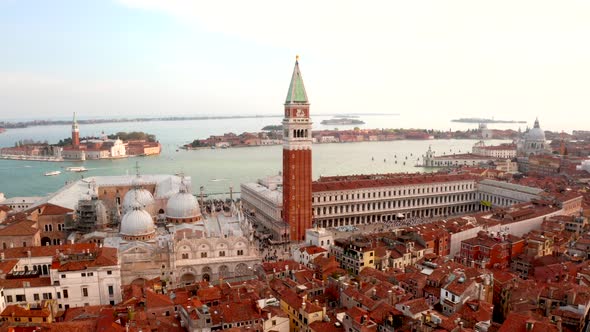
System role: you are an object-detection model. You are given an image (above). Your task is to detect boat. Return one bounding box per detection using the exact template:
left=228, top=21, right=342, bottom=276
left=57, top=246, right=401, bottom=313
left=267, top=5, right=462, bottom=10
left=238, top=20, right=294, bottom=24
left=66, top=166, right=88, bottom=172
left=44, top=171, right=61, bottom=176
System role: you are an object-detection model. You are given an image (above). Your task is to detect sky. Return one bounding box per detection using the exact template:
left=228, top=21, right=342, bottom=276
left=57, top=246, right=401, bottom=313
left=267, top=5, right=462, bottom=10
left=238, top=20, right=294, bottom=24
left=0, top=0, right=589, bottom=130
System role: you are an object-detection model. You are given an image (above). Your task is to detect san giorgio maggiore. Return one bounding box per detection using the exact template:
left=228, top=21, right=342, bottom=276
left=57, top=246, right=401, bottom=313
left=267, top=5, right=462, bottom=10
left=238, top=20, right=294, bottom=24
left=33, top=173, right=259, bottom=287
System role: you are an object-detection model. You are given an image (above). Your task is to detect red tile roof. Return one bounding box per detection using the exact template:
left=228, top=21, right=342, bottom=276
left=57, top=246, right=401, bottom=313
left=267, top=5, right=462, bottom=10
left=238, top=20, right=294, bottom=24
left=54, top=247, right=118, bottom=271
left=0, top=243, right=97, bottom=259
left=38, top=204, right=74, bottom=216
left=498, top=312, right=559, bottom=332
left=312, top=173, right=476, bottom=192
left=210, top=300, right=262, bottom=325
left=0, top=259, right=18, bottom=274
left=301, top=246, right=327, bottom=255
left=0, top=277, right=52, bottom=289
left=0, top=220, right=39, bottom=236
left=146, top=289, right=174, bottom=309
left=1, top=304, right=51, bottom=318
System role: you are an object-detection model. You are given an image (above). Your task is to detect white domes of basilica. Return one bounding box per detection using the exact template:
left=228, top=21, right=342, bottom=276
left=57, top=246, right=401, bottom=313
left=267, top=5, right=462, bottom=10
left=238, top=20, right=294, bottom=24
left=165, top=182, right=202, bottom=223
left=123, top=177, right=155, bottom=214
left=120, top=203, right=156, bottom=241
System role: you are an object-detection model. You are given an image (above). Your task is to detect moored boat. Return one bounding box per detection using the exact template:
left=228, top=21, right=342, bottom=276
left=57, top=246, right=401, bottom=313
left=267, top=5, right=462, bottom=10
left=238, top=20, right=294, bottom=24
left=66, top=166, right=88, bottom=172
left=44, top=171, right=61, bottom=176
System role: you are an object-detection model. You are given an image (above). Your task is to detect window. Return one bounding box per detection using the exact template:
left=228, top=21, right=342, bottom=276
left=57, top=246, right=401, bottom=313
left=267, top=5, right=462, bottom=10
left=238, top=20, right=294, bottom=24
left=201, top=252, right=207, bottom=258
left=34, top=293, right=40, bottom=301
left=107, top=270, right=112, bottom=275
left=6, top=296, right=12, bottom=303
left=57, top=292, right=61, bottom=299
left=87, top=272, right=93, bottom=277
left=82, top=287, right=88, bottom=297
left=219, top=251, right=226, bottom=257
left=237, top=250, right=244, bottom=256
left=182, top=253, right=189, bottom=259
left=108, top=285, right=114, bottom=296
left=63, top=289, right=69, bottom=299
left=16, top=294, right=26, bottom=302
left=81, top=273, right=86, bottom=277
left=61, top=274, right=66, bottom=279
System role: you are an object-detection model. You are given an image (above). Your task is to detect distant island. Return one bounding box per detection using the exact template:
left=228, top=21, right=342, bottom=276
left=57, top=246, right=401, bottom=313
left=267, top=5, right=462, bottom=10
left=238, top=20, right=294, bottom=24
left=451, top=118, right=526, bottom=124
left=0, top=115, right=285, bottom=129
left=262, top=125, right=283, bottom=131
left=0, top=131, right=161, bottom=162
left=320, top=118, right=365, bottom=125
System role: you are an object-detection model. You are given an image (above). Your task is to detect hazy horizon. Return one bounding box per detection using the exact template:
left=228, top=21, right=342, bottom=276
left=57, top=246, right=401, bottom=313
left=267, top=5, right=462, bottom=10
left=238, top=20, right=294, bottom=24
left=1, top=1, right=589, bottom=131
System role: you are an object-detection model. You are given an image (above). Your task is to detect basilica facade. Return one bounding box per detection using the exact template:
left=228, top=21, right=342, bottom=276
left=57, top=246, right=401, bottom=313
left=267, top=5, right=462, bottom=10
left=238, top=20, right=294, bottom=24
left=60, top=174, right=260, bottom=287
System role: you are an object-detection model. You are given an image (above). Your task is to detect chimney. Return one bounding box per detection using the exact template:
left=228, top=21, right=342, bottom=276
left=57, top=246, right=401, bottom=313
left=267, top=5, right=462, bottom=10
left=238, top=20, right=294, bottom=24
left=556, top=317, right=562, bottom=332
left=525, top=320, right=534, bottom=332
left=388, top=289, right=393, bottom=305
left=27, top=250, right=31, bottom=258
left=0, top=253, right=4, bottom=261
left=302, top=301, right=306, bottom=310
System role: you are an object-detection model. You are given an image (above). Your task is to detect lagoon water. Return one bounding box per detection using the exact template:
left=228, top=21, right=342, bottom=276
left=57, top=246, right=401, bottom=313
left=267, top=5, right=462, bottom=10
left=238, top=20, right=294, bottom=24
left=0, top=115, right=512, bottom=197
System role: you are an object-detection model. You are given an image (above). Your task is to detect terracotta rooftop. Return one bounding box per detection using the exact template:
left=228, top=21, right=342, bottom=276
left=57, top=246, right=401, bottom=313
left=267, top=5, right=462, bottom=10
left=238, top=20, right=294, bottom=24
left=397, top=298, right=430, bottom=315
left=498, top=312, right=559, bottom=332
left=312, top=173, right=476, bottom=192
left=146, top=289, right=174, bottom=308
left=0, top=277, right=52, bottom=289
left=0, top=220, right=39, bottom=236
left=38, top=203, right=74, bottom=215
left=210, top=300, right=262, bottom=325
left=0, top=304, right=51, bottom=318
left=0, top=243, right=97, bottom=259
left=54, top=247, right=118, bottom=271
left=300, top=246, right=327, bottom=255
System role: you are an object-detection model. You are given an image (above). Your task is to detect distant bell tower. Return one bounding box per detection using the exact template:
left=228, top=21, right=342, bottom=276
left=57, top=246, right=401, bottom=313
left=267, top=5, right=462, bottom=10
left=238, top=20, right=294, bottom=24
left=282, top=56, right=313, bottom=242
left=72, top=112, right=80, bottom=146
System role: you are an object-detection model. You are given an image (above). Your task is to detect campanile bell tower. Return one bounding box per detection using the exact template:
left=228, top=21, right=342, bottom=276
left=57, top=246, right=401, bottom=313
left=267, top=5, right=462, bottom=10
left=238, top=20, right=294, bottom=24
left=282, top=56, right=313, bottom=241
left=72, top=112, right=80, bottom=147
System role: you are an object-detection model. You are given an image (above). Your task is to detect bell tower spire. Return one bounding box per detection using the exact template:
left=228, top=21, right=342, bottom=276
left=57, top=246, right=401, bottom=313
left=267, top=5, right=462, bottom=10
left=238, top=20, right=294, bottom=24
left=72, top=112, right=80, bottom=146
left=282, top=56, right=313, bottom=241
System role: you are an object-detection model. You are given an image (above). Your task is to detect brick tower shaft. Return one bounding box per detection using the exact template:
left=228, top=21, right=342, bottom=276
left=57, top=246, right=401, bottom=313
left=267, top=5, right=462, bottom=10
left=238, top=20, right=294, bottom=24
left=282, top=57, right=313, bottom=242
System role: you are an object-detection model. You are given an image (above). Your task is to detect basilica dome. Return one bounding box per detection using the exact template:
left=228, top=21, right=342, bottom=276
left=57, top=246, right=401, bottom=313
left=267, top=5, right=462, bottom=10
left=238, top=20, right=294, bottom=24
left=123, top=177, right=155, bottom=213
left=120, top=203, right=155, bottom=240
left=525, top=118, right=546, bottom=142
left=165, top=184, right=202, bottom=223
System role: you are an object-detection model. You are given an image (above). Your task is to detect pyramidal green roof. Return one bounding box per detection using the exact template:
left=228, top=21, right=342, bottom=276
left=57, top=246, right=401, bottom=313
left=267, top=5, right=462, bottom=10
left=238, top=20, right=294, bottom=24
left=285, top=59, right=309, bottom=104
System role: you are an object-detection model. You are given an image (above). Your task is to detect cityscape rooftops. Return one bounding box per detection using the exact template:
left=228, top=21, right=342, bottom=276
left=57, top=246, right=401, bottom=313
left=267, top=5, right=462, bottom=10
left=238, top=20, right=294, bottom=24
left=313, top=173, right=475, bottom=192
left=0, top=243, right=96, bottom=259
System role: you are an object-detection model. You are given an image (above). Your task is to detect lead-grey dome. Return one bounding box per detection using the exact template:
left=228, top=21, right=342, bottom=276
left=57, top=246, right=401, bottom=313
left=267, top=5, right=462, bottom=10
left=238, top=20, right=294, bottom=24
left=165, top=181, right=202, bottom=222
left=123, top=176, right=155, bottom=213
left=120, top=203, right=155, bottom=239
left=525, top=118, right=545, bottom=142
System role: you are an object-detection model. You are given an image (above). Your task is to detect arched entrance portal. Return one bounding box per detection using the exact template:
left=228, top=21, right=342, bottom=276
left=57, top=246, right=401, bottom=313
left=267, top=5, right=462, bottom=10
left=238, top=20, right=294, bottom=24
left=131, top=278, right=147, bottom=286
left=41, top=237, right=51, bottom=246
left=180, top=273, right=196, bottom=286
left=202, top=266, right=212, bottom=282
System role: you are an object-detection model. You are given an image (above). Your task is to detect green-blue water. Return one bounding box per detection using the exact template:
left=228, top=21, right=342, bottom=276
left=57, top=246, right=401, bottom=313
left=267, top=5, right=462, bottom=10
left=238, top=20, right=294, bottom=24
left=0, top=115, right=512, bottom=197
left=0, top=141, right=508, bottom=197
